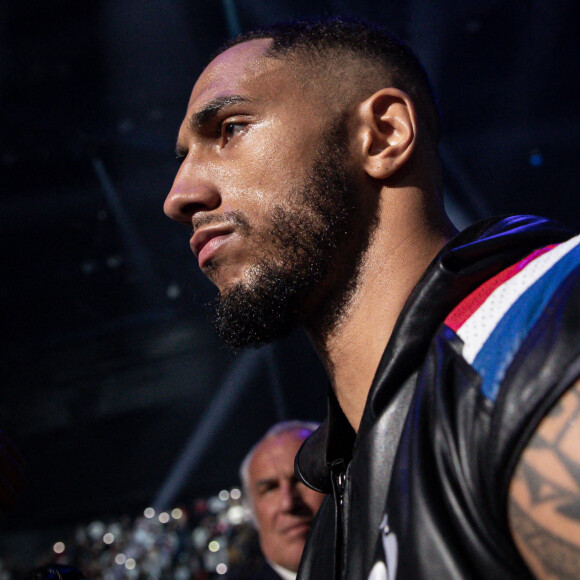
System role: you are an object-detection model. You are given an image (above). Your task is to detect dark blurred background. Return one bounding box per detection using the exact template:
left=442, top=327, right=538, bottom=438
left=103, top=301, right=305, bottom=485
left=1, top=0, right=579, bottom=567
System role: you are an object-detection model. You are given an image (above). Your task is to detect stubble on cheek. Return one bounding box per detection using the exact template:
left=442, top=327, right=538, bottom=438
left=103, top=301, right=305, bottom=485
left=209, top=118, right=377, bottom=349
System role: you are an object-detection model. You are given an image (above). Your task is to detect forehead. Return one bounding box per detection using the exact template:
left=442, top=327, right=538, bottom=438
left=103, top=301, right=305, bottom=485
left=249, top=431, right=305, bottom=479
left=188, top=38, right=290, bottom=110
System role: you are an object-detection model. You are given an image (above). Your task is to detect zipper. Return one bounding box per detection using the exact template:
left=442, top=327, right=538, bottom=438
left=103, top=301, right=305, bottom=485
left=330, top=459, right=347, bottom=580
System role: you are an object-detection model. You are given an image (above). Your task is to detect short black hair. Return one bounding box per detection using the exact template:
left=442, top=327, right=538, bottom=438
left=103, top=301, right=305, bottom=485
left=215, top=16, right=440, bottom=142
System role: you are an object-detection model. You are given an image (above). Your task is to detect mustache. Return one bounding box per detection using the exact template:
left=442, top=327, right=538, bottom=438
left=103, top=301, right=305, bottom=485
left=191, top=210, right=251, bottom=235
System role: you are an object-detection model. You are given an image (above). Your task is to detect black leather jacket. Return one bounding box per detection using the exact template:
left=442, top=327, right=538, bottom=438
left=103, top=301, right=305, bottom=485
left=296, top=216, right=580, bottom=579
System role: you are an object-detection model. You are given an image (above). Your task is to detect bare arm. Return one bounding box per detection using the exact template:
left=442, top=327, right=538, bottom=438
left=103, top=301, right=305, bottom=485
left=508, top=378, right=580, bottom=579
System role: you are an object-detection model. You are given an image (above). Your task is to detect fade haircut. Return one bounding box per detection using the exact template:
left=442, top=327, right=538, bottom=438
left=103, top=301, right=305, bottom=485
left=215, top=16, right=441, bottom=143
left=239, top=420, right=319, bottom=522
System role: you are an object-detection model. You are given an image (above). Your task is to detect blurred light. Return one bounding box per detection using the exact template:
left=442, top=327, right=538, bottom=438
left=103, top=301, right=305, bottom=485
left=171, top=508, right=183, bottom=520
left=208, top=540, right=220, bottom=553
left=88, top=521, right=106, bottom=540
left=175, top=566, right=190, bottom=580
left=144, top=507, right=155, bottom=519
left=227, top=505, right=245, bottom=525
left=103, top=533, right=114, bottom=545
left=106, top=255, right=123, bottom=269
left=222, top=0, right=241, bottom=36
left=218, top=490, right=230, bottom=501
left=118, top=119, right=135, bottom=134
left=81, top=261, right=97, bottom=275
left=134, top=527, right=154, bottom=550
left=53, top=542, right=65, bottom=554
left=192, top=527, right=209, bottom=550
left=216, top=563, right=228, bottom=575
left=167, top=283, right=181, bottom=300
left=529, top=149, right=543, bottom=167
left=230, top=488, right=242, bottom=500
left=158, top=512, right=170, bottom=524
left=75, top=526, right=87, bottom=544
left=208, top=496, right=226, bottom=513
left=115, top=554, right=127, bottom=565
left=125, top=558, right=136, bottom=570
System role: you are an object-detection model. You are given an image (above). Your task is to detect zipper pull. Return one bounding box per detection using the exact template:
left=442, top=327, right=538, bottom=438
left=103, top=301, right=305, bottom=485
left=330, top=458, right=346, bottom=502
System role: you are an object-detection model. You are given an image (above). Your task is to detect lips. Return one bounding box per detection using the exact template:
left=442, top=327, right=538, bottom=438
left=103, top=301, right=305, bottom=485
left=190, top=225, right=235, bottom=269
left=280, top=520, right=312, bottom=537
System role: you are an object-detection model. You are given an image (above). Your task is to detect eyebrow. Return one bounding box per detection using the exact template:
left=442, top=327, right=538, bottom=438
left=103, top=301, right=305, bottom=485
left=255, top=477, right=277, bottom=486
left=189, top=94, right=251, bottom=130
left=254, top=477, right=279, bottom=490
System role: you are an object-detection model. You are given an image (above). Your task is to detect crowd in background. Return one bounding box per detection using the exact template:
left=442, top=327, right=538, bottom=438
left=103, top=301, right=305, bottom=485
left=1, top=488, right=264, bottom=579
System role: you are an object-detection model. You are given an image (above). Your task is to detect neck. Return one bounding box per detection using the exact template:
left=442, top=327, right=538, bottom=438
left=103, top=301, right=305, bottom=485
left=307, top=189, right=456, bottom=431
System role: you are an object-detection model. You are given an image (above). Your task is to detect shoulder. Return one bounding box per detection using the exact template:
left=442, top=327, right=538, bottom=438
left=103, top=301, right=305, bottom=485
left=444, top=234, right=580, bottom=572
left=445, top=234, right=580, bottom=401
left=509, top=377, right=580, bottom=579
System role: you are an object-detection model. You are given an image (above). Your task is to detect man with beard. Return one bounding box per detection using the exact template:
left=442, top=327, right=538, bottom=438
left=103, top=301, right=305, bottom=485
left=237, top=422, right=325, bottom=579
left=164, top=17, right=580, bottom=580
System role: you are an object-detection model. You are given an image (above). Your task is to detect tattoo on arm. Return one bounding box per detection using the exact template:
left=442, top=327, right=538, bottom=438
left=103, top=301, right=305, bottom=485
left=509, top=379, right=580, bottom=579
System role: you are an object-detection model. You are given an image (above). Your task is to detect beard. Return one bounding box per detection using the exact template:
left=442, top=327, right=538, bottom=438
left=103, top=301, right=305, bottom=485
left=212, top=123, right=378, bottom=350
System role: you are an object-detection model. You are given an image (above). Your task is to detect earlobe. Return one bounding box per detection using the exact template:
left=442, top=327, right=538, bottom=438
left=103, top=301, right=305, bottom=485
left=358, top=88, right=417, bottom=180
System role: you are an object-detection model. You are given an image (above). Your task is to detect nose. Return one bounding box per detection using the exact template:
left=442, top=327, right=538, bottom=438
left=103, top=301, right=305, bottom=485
left=280, top=482, right=303, bottom=512
left=164, top=159, right=221, bottom=226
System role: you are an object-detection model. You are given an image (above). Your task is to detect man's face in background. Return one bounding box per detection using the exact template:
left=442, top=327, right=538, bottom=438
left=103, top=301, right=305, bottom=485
left=248, top=430, right=325, bottom=572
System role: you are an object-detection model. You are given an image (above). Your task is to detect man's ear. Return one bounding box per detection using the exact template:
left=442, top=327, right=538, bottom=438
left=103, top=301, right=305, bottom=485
left=357, top=88, right=417, bottom=180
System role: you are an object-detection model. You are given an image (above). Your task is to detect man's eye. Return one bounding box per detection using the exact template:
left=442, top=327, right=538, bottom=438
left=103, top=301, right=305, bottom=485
left=258, top=483, right=277, bottom=495
left=220, top=122, right=246, bottom=142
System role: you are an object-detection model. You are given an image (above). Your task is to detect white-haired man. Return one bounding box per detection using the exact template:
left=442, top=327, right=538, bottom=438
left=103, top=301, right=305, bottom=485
left=239, top=421, right=325, bottom=579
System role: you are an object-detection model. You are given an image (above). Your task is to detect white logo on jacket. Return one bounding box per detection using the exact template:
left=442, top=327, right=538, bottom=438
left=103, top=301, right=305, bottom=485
left=368, top=514, right=398, bottom=580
